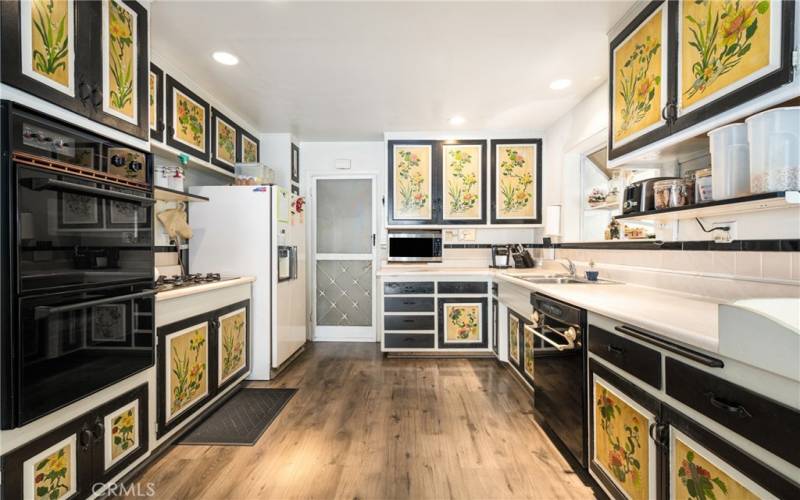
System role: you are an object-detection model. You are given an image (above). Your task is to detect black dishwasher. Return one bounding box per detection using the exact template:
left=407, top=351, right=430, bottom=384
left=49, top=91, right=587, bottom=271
left=529, top=293, right=587, bottom=468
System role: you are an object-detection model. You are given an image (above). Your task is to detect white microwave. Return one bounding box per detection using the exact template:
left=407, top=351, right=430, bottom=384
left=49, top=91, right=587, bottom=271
left=387, top=231, right=443, bottom=262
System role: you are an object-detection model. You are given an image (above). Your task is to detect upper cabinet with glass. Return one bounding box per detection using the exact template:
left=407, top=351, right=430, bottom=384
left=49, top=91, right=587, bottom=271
left=608, top=0, right=796, bottom=161
left=1, top=0, right=150, bottom=141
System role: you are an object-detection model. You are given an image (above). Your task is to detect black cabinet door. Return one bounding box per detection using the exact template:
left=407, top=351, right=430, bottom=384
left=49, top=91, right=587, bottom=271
left=662, top=404, right=800, bottom=500
left=588, top=359, right=664, bottom=500
left=1, top=413, right=94, bottom=499
left=156, top=311, right=215, bottom=438
left=492, top=298, right=499, bottom=355
left=437, top=297, right=489, bottom=349
left=211, top=300, right=251, bottom=394
left=387, top=140, right=441, bottom=225
left=1, top=0, right=95, bottom=116
left=507, top=308, right=525, bottom=370
left=83, top=0, right=149, bottom=140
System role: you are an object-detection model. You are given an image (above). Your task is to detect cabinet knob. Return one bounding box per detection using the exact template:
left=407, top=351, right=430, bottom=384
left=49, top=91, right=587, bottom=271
left=92, top=416, right=105, bottom=443
left=78, top=78, right=92, bottom=104
left=80, top=425, right=93, bottom=451
left=91, top=86, right=103, bottom=109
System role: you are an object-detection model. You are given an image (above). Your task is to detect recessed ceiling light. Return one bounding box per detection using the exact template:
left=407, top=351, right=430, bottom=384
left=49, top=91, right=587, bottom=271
left=212, top=51, right=239, bottom=66
left=449, top=115, right=465, bottom=126
left=549, top=79, right=572, bottom=90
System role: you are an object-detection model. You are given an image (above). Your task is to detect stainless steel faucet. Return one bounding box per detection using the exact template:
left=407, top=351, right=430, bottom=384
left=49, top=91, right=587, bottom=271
left=559, top=258, right=576, bottom=277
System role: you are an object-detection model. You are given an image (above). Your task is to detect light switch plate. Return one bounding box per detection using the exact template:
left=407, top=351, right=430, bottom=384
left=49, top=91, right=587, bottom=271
left=459, top=229, right=476, bottom=241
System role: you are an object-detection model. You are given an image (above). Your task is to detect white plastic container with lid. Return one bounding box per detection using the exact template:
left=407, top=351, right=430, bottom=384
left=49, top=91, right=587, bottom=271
left=746, top=107, right=800, bottom=193
left=708, top=123, right=749, bottom=199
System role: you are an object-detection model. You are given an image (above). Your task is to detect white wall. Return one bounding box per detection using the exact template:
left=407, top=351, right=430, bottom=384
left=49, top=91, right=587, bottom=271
left=259, top=133, right=295, bottom=188
left=543, top=83, right=609, bottom=242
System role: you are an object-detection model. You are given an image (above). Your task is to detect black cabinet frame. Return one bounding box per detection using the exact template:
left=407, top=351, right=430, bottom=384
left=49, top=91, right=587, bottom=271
left=165, top=75, right=211, bottom=161
left=149, top=63, right=165, bottom=142
left=437, top=297, right=488, bottom=349
left=387, top=140, right=441, bottom=225
left=489, top=138, right=543, bottom=225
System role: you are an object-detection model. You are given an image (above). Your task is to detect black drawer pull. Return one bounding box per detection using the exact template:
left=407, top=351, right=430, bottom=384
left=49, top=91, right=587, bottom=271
left=614, top=325, right=723, bottom=368
left=607, top=344, right=625, bottom=356
left=403, top=301, right=415, bottom=305
left=403, top=337, right=415, bottom=342
left=402, top=319, right=414, bottom=323
left=706, top=392, right=751, bottom=419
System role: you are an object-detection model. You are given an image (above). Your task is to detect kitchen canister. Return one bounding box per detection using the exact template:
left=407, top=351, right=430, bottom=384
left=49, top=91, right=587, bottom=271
left=708, top=123, right=749, bottom=199
left=745, top=107, right=800, bottom=193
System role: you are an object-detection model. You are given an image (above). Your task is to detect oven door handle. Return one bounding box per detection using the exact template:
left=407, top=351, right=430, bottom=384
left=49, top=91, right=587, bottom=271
left=34, top=289, right=155, bottom=319
left=524, top=325, right=573, bottom=352
left=29, top=178, right=154, bottom=206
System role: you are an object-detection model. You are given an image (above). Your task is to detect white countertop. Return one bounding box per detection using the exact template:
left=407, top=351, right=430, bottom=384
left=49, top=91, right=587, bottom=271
left=155, top=276, right=256, bottom=301
left=379, top=264, right=722, bottom=353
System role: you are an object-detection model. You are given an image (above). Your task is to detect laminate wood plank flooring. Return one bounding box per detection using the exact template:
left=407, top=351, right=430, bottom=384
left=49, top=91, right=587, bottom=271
left=117, top=343, right=597, bottom=499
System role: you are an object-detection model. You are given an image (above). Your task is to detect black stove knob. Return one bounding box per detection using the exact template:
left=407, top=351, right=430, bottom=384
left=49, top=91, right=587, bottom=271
left=110, top=155, right=125, bottom=167
left=128, top=160, right=142, bottom=172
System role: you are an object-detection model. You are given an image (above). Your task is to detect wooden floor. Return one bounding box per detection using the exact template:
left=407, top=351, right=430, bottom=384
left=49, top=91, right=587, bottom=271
left=121, top=343, right=598, bottom=499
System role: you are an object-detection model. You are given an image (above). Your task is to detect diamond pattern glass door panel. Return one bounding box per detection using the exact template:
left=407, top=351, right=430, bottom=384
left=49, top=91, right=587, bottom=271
left=316, top=260, right=373, bottom=326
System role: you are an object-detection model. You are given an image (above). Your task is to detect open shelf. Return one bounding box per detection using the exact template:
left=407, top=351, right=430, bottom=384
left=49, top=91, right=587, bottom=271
left=150, top=140, right=235, bottom=179
left=615, top=191, right=800, bottom=222
left=586, top=201, right=621, bottom=211
left=154, top=186, right=209, bottom=203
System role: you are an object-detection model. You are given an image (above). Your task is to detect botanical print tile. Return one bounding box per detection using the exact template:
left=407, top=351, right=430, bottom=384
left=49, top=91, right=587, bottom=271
left=680, top=0, right=773, bottom=112
left=393, top=145, right=432, bottom=220
left=22, top=0, right=75, bottom=95
left=612, top=4, right=664, bottom=145
left=104, top=0, right=137, bottom=123
left=173, top=88, right=206, bottom=152
left=509, top=314, right=520, bottom=363
left=218, top=308, right=246, bottom=384
left=104, top=400, right=139, bottom=470
left=444, top=303, right=481, bottom=343
left=496, top=144, right=537, bottom=219
left=215, top=118, right=236, bottom=166
left=24, top=436, right=77, bottom=500
left=149, top=71, right=157, bottom=131
left=107, top=147, right=147, bottom=183
left=242, top=135, right=258, bottom=163
left=91, top=303, right=126, bottom=342
left=594, top=378, right=652, bottom=500
left=166, top=323, right=208, bottom=421
left=672, top=431, right=764, bottom=500
left=442, top=144, right=482, bottom=220
left=523, top=325, right=534, bottom=379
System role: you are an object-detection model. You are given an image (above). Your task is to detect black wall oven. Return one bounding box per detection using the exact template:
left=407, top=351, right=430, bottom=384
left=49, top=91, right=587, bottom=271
left=1, top=101, right=155, bottom=429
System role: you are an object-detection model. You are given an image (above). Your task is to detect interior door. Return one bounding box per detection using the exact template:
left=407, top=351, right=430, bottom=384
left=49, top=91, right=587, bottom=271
left=311, top=176, right=376, bottom=341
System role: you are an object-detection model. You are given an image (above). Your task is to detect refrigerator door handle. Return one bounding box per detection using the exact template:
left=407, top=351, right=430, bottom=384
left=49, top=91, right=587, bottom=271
left=291, top=246, right=299, bottom=280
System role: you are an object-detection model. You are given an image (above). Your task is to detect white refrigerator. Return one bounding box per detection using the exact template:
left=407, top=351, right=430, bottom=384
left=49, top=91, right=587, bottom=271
left=188, top=185, right=307, bottom=380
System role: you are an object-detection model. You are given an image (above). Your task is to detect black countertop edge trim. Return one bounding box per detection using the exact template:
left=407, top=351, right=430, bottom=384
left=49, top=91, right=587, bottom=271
left=557, top=239, right=799, bottom=251
left=444, top=243, right=547, bottom=249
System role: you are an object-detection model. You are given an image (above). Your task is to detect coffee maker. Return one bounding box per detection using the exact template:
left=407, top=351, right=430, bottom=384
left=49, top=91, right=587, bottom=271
left=490, top=245, right=511, bottom=268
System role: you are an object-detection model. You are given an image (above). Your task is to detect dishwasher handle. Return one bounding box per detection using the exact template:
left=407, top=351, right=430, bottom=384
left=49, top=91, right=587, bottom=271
left=524, top=325, right=575, bottom=352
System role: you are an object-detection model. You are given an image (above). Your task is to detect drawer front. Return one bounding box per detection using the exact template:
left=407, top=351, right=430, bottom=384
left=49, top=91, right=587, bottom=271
left=384, top=297, right=435, bottom=312
left=384, top=315, right=435, bottom=331
left=384, top=333, right=435, bottom=349
left=588, top=325, right=662, bottom=389
left=666, top=357, right=800, bottom=468
left=437, top=281, right=488, bottom=294
left=383, top=281, right=434, bottom=295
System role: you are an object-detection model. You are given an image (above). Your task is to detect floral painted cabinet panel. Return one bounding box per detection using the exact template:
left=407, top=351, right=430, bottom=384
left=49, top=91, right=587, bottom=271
left=592, top=375, right=657, bottom=500
left=216, top=302, right=250, bottom=391
left=441, top=141, right=487, bottom=224
left=438, top=297, right=489, bottom=349
left=388, top=142, right=436, bottom=224
left=490, top=139, right=542, bottom=224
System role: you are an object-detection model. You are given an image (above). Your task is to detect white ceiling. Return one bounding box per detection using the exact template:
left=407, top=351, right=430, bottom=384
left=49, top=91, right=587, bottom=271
left=151, top=1, right=634, bottom=141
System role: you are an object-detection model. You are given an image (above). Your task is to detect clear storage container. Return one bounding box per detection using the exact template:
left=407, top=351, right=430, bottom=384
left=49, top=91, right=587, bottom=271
left=746, top=107, right=800, bottom=193
left=234, top=163, right=275, bottom=185
left=695, top=168, right=713, bottom=203
left=708, top=123, right=750, bottom=199
left=654, top=179, right=691, bottom=209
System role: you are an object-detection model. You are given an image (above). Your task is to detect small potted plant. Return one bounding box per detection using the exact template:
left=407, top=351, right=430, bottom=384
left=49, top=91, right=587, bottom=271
left=585, top=260, right=599, bottom=281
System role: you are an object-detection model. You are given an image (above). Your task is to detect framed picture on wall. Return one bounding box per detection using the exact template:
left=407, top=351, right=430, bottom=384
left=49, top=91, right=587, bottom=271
left=441, top=140, right=487, bottom=224
left=291, top=143, right=300, bottom=183
left=673, top=0, right=795, bottom=129
left=166, top=75, right=210, bottom=161
left=149, top=64, right=164, bottom=142
left=238, top=129, right=259, bottom=163
left=211, top=108, right=238, bottom=172
left=490, top=139, right=542, bottom=224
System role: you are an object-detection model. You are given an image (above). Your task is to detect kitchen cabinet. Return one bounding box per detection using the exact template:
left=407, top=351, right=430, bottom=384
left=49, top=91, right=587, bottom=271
left=507, top=308, right=525, bottom=373
left=1, top=0, right=150, bottom=141
left=165, top=75, right=211, bottom=161
left=588, top=325, right=662, bottom=389
left=437, top=297, right=488, bottom=350
left=1, top=385, right=149, bottom=499
left=149, top=63, right=165, bottom=142
left=492, top=298, right=499, bottom=356
left=157, top=299, right=250, bottom=438
left=588, top=359, right=663, bottom=500
left=608, top=0, right=796, bottom=160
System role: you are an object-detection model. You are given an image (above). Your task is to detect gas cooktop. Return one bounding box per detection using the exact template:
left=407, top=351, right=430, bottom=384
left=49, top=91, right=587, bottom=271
left=155, top=273, right=237, bottom=293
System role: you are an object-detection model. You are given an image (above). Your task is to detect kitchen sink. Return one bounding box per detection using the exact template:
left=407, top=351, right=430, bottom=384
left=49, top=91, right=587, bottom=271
left=521, top=276, right=620, bottom=285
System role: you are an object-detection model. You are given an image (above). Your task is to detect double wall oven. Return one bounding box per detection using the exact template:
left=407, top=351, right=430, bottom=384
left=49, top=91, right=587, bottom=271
left=1, top=101, right=155, bottom=429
